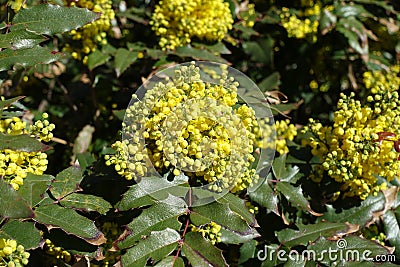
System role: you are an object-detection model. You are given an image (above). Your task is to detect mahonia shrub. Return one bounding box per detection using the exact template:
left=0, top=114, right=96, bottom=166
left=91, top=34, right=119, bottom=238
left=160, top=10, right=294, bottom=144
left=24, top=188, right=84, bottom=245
left=303, top=66, right=400, bottom=199
left=150, top=0, right=234, bottom=50
left=0, top=111, right=55, bottom=190
left=106, top=62, right=274, bottom=193
left=0, top=238, right=30, bottom=267
left=63, top=0, right=115, bottom=63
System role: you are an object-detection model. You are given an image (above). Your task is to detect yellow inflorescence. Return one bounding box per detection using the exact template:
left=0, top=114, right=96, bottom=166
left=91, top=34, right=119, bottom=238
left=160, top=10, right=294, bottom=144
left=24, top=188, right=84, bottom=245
left=106, top=62, right=272, bottom=193
left=150, top=0, right=234, bottom=50
left=280, top=7, right=319, bottom=42
left=275, top=119, right=297, bottom=155
left=43, top=239, right=72, bottom=263
left=0, top=238, right=30, bottom=267
left=64, top=0, right=115, bottom=63
left=303, top=66, right=400, bottom=200
left=191, top=221, right=222, bottom=245
left=0, top=113, right=54, bottom=190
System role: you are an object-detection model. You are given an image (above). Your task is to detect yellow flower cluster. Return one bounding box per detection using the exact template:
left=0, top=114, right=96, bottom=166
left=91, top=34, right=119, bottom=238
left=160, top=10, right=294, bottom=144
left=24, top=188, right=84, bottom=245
left=280, top=7, right=319, bottom=42
left=7, top=0, right=23, bottom=12
left=150, top=0, right=233, bottom=50
left=275, top=119, right=297, bottom=155
left=0, top=113, right=54, bottom=190
left=191, top=221, right=222, bottom=245
left=303, top=66, right=400, bottom=199
left=0, top=239, right=30, bottom=267
left=245, top=200, right=259, bottom=214
left=43, top=239, right=72, bottom=263
left=64, top=0, right=115, bottom=63
left=106, top=62, right=271, bottom=193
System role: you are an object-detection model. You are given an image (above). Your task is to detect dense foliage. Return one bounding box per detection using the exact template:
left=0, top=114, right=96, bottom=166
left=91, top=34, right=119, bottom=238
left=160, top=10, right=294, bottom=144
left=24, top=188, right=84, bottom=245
left=0, top=0, right=400, bottom=266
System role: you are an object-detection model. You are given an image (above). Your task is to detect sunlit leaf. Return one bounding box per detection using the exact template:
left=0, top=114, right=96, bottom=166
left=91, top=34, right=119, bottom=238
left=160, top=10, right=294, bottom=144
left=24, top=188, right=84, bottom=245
left=121, top=228, right=180, bottom=267
left=182, top=232, right=228, bottom=267
left=12, top=4, right=100, bottom=35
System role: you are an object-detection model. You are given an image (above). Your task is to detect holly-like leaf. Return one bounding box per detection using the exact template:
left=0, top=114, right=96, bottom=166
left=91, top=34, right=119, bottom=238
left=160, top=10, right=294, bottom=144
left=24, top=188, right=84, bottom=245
left=219, top=227, right=260, bottom=244
left=249, top=174, right=279, bottom=214
left=12, top=4, right=100, bottom=35
left=121, top=228, right=180, bottom=267
left=18, top=173, right=53, bottom=207
left=276, top=182, right=319, bottom=215
left=182, top=232, right=228, bottom=267
left=0, top=132, right=50, bottom=152
left=0, top=30, right=47, bottom=50
left=114, top=48, right=137, bottom=77
left=191, top=201, right=256, bottom=235
left=276, top=222, right=359, bottom=247
left=321, top=192, right=385, bottom=227
left=218, top=193, right=256, bottom=226
left=0, top=180, right=34, bottom=219
left=116, top=196, right=187, bottom=250
left=60, top=193, right=112, bottom=214
left=239, top=240, right=257, bottom=264
left=272, top=155, right=302, bottom=183
left=0, top=220, right=41, bottom=249
left=173, top=46, right=228, bottom=63
left=0, top=46, right=63, bottom=72
left=87, top=49, right=111, bottom=70
left=118, top=174, right=188, bottom=210
left=34, top=204, right=105, bottom=245
left=50, top=166, right=82, bottom=200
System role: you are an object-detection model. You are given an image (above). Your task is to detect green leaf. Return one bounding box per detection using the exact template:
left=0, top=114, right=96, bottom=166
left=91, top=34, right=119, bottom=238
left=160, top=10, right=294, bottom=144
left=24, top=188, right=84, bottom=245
left=0, top=30, right=47, bottom=49
left=272, top=155, right=302, bottom=183
left=154, top=256, right=184, bottom=267
left=249, top=174, right=278, bottom=214
left=191, top=201, right=256, bottom=235
left=0, top=220, right=41, bottom=249
left=0, top=180, right=33, bottom=219
left=51, top=166, right=82, bottom=200
left=34, top=204, right=105, bottom=244
left=0, top=96, right=25, bottom=111
left=258, top=72, right=280, bottom=92
left=116, top=196, right=187, bottom=249
left=87, top=49, right=111, bottom=70
left=239, top=239, right=257, bottom=264
left=308, top=236, right=392, bottom=266
left=118, top=174, right=188, bottom=210
left=219, top=227, right=260, bottom=244
left=0, top=46, right=63, bottom=72
left=218, top=193, right=256, bottom=226
left=275, top=182, right=312, bottom=212
left=192, top=42, right=231, bottom=55
left=60, top=193, right=112, bottom=214
left=18, top=173, right=53, bottom=207
left=121, top=228, right=180, bottom=267
left=334, top=4, right=373, bottom=18
left=276, top=222, right=358, bottom=247
left=182, top=232, right=228, bottom=267
left=383, top=211, right=400, bottom=257
left=259, top=244, right=286, bottom=267
left=336, top=17, right=368, bottom=56
left=12, top=4, right=100, bottom=35
left=76, top=152, right=95, bottom=172
left=114, top=48, right=137, bottom=77
left=173, top=46, right=228, bottom=64
left=321, top=192, right=385, bottom=227
left=0, top=132, right=50, bottom=152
